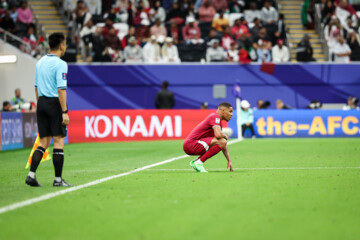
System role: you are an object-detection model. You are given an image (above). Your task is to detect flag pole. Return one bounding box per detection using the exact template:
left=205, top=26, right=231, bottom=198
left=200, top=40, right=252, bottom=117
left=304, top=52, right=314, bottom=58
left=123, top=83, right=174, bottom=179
left=236, top=97, right=242, bottom=140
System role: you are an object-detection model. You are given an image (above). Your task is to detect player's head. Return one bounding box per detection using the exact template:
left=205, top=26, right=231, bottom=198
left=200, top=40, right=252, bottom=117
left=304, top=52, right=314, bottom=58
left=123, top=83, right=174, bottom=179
left=162, top=81, right=169, bottom=89
left=217, top=102, right=233, bottom=121
left=49, top=32, right=66, bottom=57
left=15, top=88, right=21, bottom=98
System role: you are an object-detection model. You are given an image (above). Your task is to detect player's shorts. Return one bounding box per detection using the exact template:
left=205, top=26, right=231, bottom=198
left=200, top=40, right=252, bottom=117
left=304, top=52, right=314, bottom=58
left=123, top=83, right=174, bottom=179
left=183, top=137, right=214, bottom=156
left=37, top=97, right=67, bottom=138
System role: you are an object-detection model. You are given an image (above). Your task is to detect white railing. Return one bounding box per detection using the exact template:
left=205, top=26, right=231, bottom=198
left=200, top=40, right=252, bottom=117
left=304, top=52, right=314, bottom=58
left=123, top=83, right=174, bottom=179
left=314, top=4, right=329, bottom=60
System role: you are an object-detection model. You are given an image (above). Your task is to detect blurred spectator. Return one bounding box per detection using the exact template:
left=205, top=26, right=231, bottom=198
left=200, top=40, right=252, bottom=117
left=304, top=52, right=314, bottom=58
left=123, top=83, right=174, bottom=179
left=136, top=18, right=151, bottom=45
left=261, top=0, right=278, bottom=27
left=301, top=0, right=315, bottom=29
left=143, top=35, right=161, bottom=63
left=204, top=28, right=221, bottom=45
left=227, top=42, right=239, bottom=62
left=179, top=0, right=191, bottom=12
left=9, top=4, right=17, bottom=22
left=322, top=0, right=335, bottom=24
left=122, top=25, right=137, bottom=48
left=23, top=25, right=39, bottom=57
left=276, top=99, right=291, bottom=109
left=250, top=17, right=262, bottom=41
left=132, top=1, right=148, bottom=26
left=17, top=1, right=33, bottom=37
left=244, top=2, right=261, bottom=23
left=198, top=0, right=216, bottom=23
left=228, top=0, right=245, bottom=13
left=221, top=26, right=234, bottom=50
left=166, top=1, right=185, bottom=25
left=237, top=32, right=251, bottom=49
left=102, top=17, right=114, bottom=37
left=149, top=0, right=166, bottom=23
left=92, top=27, right=108, bottom=62
left=257, top=99, right=271, bottom=109
left=11, top=88, right=25, bottom=106
left=257, top=39, right=271, bottom=63
left=296, top=34, right=315, bottom=62
left=104, top=27, right=122, bottom=51
left=80, top=18, right=96, bottom=61
left=231, top=17, right=250, bottom=40
left=2, top=101, right=13, bottom=112
left=347, top=30, right=360, bottom=61
left=113, top=0, right=130, bottom=23
left=155, top=81, right=175, bottom=109
left=306, top=100, right=322, bottom=109
left=272, top=39, right=289, bottom=62
left=212, top=10, right=230, bottom=33
left=124, top=36, right=143, bottom=63
left=182, top=16, right=203, bottom=44
left=162, top=37, right=181, bottom=63
left=343, top=96, right=359, bottom=110
left=1, top=10, right=15, bottom=34
left=168, top=19, right=181, bottom=44
left=0, top=0, right=9, bottom=10
left=212, top=0, right=228, bottom=12
left=240, top=100, right=256, bottom=138
left=324, top=18, right=343, bottom=60
left=84, top=0, right=101, bottom=15
left=252, top=27, right=271, bottom=50
left=335, top=0, right=357, bottom=27
left=201, top=102, right=209, bottom=109
left=274, top=13, right=286, bottom=43
left=239, top=42, right=256, bottom=64
left=184, top=1, right=196, bottom=19
left=206, top=39, right=226, bottom=62
left=334, top=36, right=351, bottom=62
left=150, top=18, right=167, bottom=39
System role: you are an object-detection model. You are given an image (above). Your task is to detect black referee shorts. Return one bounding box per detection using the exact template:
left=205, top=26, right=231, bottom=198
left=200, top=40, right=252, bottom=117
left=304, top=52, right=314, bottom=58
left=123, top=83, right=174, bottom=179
left=37, top=97, right=67, bottom=138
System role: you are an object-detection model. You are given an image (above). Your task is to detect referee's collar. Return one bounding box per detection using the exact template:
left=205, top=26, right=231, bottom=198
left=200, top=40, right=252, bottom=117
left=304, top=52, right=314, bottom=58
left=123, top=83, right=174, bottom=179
left=47, top=54, right=58, bottom=57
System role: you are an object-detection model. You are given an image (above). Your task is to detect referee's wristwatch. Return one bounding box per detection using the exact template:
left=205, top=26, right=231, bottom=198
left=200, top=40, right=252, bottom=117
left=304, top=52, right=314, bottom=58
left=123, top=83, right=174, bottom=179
left=62, top=110, right=68, bottom=114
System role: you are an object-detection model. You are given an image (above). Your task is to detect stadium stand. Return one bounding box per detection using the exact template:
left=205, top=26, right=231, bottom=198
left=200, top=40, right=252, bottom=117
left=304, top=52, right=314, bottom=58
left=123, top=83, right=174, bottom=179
left=1, top=0, right=360, bottom=63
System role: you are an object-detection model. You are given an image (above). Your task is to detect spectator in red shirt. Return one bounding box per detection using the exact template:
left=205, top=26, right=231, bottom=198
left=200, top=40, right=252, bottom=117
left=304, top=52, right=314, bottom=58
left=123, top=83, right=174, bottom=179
left=136, top=18, right=151, bottom=45
left=102, top=17, right=114, bottom=37
left=221, top=26, right=235, bottom=50
left=182, top=16, right=204, bottom=44
left=198, top=0, right=216, bottom=23
left=169, top=19, right=181, bottom=44
left=231, top=17, right=250, bottom=39
left=104, top=27, right=122, bottom=50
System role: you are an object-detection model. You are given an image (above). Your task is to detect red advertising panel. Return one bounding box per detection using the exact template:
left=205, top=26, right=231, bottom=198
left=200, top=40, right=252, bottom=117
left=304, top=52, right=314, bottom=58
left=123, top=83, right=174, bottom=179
left=68, top=110, right=215, bottom=143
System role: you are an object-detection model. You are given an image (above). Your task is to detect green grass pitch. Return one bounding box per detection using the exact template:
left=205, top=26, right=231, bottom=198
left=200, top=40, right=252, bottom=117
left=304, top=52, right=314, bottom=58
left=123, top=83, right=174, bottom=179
left=0, top=138, right=359, bottom=240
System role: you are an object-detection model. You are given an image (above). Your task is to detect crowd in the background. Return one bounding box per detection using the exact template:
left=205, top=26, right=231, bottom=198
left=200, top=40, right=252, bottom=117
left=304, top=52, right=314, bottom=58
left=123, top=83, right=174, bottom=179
left=0, top=0, right=48, bottom=57
left=61, top=0, right=291, bottom=63
left=319, top=0, right=360, bottom=62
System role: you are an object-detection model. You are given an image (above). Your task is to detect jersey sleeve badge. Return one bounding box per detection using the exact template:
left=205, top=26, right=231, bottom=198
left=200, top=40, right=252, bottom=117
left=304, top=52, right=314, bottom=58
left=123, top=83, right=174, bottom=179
left=62, top=73, right=67, bottom=80
left=215, top=118, right=220, bottom=124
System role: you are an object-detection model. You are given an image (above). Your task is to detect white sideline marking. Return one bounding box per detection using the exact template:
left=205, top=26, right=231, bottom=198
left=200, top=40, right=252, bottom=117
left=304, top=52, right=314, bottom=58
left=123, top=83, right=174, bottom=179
left=0, top=139, right=243, bottom=215
left=145, top=166, right=360, bottom=171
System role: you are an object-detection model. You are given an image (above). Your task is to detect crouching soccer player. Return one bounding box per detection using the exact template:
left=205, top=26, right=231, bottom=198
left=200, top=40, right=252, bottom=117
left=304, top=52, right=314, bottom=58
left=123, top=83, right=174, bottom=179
left=183, top=102, right=234, bottom=172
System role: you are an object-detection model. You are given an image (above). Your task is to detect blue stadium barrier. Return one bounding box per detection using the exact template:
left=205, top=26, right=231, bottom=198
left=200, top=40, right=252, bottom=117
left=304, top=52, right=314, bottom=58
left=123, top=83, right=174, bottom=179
left=67, top=64, right=360, bottom=110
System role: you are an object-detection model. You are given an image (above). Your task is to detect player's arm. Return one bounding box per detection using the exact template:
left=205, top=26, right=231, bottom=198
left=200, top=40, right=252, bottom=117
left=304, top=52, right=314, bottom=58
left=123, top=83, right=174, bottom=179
left=222, top=144, right=233, bottom=172
left=57, top=62, right=69, bottom=126
left=212, top=125, right=229, bottom=140
left=35, top=87, right=39, bottom=101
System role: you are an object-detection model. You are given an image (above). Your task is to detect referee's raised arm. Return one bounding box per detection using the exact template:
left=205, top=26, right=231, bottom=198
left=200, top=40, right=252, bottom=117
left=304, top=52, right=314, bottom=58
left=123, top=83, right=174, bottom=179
left=26, top=32, right=72, bottom=187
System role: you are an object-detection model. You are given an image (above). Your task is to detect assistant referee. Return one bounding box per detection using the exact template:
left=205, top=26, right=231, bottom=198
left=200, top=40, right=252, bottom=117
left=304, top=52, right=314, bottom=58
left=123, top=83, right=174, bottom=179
left=26, top=33, right=72, bottom=187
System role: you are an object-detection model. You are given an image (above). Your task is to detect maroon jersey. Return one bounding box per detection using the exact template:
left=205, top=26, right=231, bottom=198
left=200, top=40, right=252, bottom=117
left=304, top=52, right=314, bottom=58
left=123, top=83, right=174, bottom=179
left=185, top=113, right=222, bottom=141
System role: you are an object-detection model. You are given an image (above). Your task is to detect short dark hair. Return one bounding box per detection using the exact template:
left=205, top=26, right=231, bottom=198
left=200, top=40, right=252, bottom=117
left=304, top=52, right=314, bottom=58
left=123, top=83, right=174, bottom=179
left=162, top=81, right=169, bottom=89
left=218, top=102, right=232, bottom=108
left=3, top=101, right=10, bottom=108
left=48, top=32, right=65, bottom=50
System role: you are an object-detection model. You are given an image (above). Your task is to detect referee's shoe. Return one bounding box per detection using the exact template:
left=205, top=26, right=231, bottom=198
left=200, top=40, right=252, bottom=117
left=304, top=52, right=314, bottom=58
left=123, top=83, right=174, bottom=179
left=53, top=179, right=72, bottom=187
left=25, top=176, right=41, bottom=187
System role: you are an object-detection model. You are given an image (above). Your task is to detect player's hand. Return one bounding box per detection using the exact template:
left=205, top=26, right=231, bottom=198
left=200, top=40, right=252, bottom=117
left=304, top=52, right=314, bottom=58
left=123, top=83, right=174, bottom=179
left=223, top=135, right=229, bottom=141
left=227, top=161, right=234, bottom=172
left=62, top=113, right=69, bottom=126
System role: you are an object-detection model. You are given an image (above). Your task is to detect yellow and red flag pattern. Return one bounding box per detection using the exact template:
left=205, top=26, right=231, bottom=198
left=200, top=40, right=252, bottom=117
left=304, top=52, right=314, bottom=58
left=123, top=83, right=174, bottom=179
left=25, top=134, right=51, bottom=169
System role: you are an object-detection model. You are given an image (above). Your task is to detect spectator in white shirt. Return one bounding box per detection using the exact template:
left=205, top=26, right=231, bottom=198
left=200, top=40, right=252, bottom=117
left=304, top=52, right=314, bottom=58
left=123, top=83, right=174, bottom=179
left=272, top=39, right=290, bottom=62
left=162, top=37, right=181, bottom=63
left=143, top=35, right=161, bottom=63
left=206, top=39, right=226, bottom=62
left=84, top=0, right=101, bottom=15
left=261, top=0, right=278, bottom=25
left=244, top=2, right=262, bottom=23
left=334, top=36, right=351, bottom=63
left=149, top=0, right=166, bottom=23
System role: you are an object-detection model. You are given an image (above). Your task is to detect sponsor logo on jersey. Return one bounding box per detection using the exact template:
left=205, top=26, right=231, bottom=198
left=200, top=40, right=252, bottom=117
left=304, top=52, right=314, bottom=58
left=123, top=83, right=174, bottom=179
left=215, top=118, right=220, bottom=124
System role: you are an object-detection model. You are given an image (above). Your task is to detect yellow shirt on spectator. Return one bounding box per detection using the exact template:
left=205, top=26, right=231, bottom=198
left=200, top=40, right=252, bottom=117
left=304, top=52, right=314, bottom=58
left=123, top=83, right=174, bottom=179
left=212, top=17, right=230, bottom=32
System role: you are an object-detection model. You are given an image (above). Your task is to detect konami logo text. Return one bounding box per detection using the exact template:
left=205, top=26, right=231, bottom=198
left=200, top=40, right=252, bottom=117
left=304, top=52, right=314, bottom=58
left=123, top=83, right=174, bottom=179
left=85, top=115, right=182, bottom=138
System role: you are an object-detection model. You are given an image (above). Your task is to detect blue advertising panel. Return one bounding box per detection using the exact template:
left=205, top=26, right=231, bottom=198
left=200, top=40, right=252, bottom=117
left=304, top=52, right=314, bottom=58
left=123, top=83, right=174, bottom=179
left=228, top=110, right=360, bottom=138
left=1, top=112, right=24, bottom=150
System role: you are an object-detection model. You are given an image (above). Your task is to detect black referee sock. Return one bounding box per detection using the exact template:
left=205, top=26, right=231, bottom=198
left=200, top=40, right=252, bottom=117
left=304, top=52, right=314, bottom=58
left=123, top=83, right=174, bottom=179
left=53, top=149, right=64, bottom=179
left=30, top=147, right=46, bottom=173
